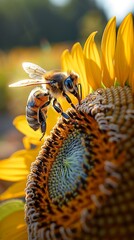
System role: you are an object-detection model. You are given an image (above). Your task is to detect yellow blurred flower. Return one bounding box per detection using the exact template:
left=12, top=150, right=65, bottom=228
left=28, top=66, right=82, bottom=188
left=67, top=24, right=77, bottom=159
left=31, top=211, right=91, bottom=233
left=0, top=13, right=134, bottom=239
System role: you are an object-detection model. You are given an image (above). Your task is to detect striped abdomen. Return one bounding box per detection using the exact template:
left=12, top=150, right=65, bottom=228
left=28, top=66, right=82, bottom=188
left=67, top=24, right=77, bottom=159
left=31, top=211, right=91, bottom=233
left=26, top=87, right=49, bottom=131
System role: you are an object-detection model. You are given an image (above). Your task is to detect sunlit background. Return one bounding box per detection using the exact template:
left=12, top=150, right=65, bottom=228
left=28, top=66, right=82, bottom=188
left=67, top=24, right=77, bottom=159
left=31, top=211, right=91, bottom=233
left=0, top=0, right=134, bottom=160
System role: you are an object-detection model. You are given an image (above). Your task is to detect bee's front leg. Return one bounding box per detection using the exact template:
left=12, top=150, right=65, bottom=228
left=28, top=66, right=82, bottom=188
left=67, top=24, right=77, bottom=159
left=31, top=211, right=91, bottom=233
left=62, top=92, right=76, bottom=109
left=52, top=98, right=70, bottom=119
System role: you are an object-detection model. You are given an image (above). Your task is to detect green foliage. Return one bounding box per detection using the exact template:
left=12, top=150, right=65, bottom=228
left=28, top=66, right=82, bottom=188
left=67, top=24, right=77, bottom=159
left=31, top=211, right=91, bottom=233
left=78, top=10, right=107, bottom=42
left=0, top=0, right=107, bottom=49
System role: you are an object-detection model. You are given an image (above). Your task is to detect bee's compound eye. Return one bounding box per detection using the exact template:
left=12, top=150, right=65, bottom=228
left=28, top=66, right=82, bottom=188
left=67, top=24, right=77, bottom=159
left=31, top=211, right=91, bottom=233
left=64, top=77, right=74, bottom=91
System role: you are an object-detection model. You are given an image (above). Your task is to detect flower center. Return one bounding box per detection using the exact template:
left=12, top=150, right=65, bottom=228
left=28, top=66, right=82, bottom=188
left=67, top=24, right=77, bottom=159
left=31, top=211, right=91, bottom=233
left=48, top=130, right=91, bottom=204
left=25, top=86, right=134, bottom=240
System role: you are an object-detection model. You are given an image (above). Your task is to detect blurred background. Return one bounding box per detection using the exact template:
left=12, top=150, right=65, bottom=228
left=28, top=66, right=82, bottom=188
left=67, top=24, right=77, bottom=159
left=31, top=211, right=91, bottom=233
left=0, top=0, right=134, bottom=160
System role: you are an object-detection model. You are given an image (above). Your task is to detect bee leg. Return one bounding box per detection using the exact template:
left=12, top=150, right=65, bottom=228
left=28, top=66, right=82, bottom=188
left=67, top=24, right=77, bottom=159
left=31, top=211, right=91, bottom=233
left=37, top=109, right=46, bottom=141
left=38, top=100, right=51, bottom=140
left=38, top=96, right=52, bottom=141
left=62, top=92, right=75, bottom=108
left=40, top=121, right=46, bottom=141
left=52, top=98, right=70, bottom=119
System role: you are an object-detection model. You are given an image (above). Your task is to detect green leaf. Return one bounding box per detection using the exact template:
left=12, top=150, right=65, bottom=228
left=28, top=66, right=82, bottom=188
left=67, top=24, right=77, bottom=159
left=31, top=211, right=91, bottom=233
left=0, top=199, right=24, bottom=221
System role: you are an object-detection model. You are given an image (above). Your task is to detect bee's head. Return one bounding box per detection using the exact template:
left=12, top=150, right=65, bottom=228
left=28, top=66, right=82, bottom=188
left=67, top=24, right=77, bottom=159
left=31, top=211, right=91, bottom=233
left=64, top=71, right=82, bottom=104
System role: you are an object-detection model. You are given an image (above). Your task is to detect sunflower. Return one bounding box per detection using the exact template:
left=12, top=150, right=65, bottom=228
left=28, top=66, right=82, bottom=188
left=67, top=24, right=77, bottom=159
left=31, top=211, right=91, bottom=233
left=1, top=13, right=134, bottom=239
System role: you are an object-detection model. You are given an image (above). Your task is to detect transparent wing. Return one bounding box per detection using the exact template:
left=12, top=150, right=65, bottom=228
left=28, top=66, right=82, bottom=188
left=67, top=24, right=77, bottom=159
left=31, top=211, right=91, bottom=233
left=9, top=79, right=46, bottom=88
left=22, top=62, right=46, bottom=79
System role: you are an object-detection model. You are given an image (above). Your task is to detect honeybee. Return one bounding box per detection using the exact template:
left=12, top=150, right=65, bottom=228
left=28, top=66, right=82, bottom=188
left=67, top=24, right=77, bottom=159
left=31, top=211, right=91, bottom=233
left=9, top=62, right=82, bottom=140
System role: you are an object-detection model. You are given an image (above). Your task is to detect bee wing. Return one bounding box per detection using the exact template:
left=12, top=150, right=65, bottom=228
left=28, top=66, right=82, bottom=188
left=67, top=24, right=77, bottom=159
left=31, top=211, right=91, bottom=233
left=9, top=79, right=46, bottom=88
left=22, top=62, right=46, bottom=79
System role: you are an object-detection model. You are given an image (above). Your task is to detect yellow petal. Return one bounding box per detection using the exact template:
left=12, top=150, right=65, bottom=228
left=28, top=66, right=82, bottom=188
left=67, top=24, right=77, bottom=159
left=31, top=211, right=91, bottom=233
left=23, top=136, right=33, bottom=150
left=101, top=17, right=116, bottom=86
left=61, top=48, right=90, bottom=99
left=13, top=108, right=61, bottom=146
left=0, top=204, right=27, bottom=240
left=0, top=199, right=24, bottom=221
left=46, top=105, right=60, bottom=134
left=59, top=96, right=77, bottom=111
left=61, top=46, right=90, bottom=98
left=83, top=32, right=102, bottom=90
left=129, top=61, right=134, bottom=92
left=23, top=135, right=43, bottom=150
left=128, top=18, right=134, bottom=91
left=83, top=31, right=101, bottom=67
left=71, top=42, right=90, bottom=97
left=115, top=13, right=133, bottom=86
left=0, top=147, right=40, bottom=181
left=0, top=180, right=26, bottom=200
left=13, top=115, right=42, bottom=146
left=61, top=49, right=75, bottom=72
left=0, top=157, right=29, bottom=181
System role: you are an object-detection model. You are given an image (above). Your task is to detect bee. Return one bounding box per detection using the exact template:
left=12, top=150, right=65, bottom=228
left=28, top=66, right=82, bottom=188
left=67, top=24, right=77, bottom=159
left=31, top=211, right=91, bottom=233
left=9, top=62, right=82, bottom=140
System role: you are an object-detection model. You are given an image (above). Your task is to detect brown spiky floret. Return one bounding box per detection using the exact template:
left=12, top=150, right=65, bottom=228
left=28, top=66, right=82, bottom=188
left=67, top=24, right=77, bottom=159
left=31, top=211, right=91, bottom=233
left=25, top=86, right=134, bottom=239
